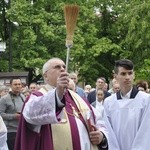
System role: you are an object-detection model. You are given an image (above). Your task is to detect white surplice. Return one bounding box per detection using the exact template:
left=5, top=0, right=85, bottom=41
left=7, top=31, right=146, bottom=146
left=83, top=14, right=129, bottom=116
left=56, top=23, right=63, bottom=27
left=104, top=90, right=150, bottom=150
left=95, top=101, right=104, bottom=118
left=23, top=88, right=108, bottom=150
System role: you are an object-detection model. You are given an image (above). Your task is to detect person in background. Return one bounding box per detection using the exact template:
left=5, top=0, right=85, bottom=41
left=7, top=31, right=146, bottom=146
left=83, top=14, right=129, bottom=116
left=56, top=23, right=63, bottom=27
left=0, top=77, right=25, bottom=150
left=69, top=72, right=86, bottom=98
left=143, top=80, right=150, bottom=93
left=111, top=82, right=120, bottom=94
left=90, top=88, right=96, bottom=92
left=29, top=82, right=38, bottom=93
left=87, top=77, right=111, bottom=104
left=103, top=83, right=108, bottom=91
left=84, top=84, right=92, bottom=98
left=136, top=80, right=147, bottom=92
left=68, top=78, right=76, bottom=92
left=22, top=88, right=30, bottom=98
left=0, top=85, right=9, bottom=98
left=108, top=78, right=118, bottom=94
left=21, top=83, right=28, bottom=93
left=91, top=89, right=105, bottom=118
left=0, top=116, right=8, bottom=150
left=104, top=59, right=150, bottom=150
left=15, top=57, right=108, bottom=150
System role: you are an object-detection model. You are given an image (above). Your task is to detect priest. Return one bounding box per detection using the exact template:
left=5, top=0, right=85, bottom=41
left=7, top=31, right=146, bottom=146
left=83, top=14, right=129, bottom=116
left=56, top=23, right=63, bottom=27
left=15, top=57, right=108, bottom=150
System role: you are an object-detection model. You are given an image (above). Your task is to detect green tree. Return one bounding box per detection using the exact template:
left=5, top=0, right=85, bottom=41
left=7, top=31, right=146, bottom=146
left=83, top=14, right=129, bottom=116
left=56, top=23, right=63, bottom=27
left=114, top=0, right=150, bottom=81
left=0, top=0, right=149, bottom=85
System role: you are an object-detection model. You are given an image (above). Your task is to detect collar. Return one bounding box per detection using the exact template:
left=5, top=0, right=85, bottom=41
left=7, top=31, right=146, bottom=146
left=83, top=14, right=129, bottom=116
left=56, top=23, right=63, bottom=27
left=120, top=88, right=132, bottom=99
left=9, top=91, right=21, bottom=96
left=116, top=86, right=139, bottom=100
left=45, top=84, right=55, bottom=90
left=39, top=84, right=55, bottom=94
left=96, top=100, right=103, bottom=106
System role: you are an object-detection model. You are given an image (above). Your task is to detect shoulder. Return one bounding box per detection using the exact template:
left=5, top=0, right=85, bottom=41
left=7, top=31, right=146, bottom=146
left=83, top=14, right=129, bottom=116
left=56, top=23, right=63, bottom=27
left=91, top=101, right=96, bottom=107
left=104, top=91, right=111, bottom=96
left=69, top=89, right=79, bottom=97
left=137, top=91, right=150, bottom=101
left=87, top=90, right=96, bottom=101
left=88, top=90, right=96, bottom=95
left=0, top=94, right=10, bottom=102
left=32, top=91, right=43, bottom=97
left=69, top=89, right=87, bottom=103
left=20, top=93, right=26, bottom=99
left=23, top=91, right=44, bottom=105
left=1, top=93, right=10, bottom=99
left=139, top=91, right=149, bottom=96
left=76, top=86, right=84, bottom=92
left=38, top=85, right=51, bottom=94
left=104, top=93, right=117, bottom=104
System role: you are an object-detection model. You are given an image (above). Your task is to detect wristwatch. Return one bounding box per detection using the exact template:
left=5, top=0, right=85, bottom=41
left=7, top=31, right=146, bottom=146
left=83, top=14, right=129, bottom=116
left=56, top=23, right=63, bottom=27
left=98, top=132, right=108, bottom=150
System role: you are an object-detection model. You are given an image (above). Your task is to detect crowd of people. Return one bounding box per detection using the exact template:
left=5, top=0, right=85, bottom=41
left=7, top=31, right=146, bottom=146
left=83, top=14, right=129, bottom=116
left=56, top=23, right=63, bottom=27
left=0, top=58, right=150, bottom=150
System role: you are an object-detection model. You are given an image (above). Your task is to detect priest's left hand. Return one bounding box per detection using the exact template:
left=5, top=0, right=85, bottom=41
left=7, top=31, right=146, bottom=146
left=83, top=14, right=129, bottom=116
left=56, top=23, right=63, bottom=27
left=89, top=126, right=103, bottom=145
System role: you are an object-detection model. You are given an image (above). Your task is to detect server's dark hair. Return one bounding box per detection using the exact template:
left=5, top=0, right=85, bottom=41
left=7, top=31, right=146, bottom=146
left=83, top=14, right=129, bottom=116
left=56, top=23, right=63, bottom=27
left=114, top=59, right=134, bottom=74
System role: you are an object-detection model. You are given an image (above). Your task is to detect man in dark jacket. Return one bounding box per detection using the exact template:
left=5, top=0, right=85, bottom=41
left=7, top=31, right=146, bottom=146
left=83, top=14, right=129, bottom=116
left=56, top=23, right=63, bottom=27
left=87, top=77, right=111, bottom=104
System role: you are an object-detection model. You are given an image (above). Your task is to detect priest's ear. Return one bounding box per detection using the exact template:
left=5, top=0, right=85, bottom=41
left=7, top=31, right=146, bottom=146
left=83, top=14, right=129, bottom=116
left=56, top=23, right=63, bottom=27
left=43, top=73, right=48, bottom=81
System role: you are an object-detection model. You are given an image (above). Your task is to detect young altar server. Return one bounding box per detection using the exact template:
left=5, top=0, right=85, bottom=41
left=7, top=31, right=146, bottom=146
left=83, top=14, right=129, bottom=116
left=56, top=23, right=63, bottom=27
left=104, top=59, right=150, bottom=150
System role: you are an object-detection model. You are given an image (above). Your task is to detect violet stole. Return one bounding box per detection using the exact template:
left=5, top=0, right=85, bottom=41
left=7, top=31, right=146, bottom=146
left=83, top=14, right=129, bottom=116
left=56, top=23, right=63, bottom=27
left=69, top=90, right=98, bottom=150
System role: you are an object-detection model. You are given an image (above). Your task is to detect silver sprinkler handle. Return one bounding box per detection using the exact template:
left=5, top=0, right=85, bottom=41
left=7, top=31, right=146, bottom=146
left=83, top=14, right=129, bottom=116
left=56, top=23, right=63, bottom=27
left=65, top=44, right=72, bottom=72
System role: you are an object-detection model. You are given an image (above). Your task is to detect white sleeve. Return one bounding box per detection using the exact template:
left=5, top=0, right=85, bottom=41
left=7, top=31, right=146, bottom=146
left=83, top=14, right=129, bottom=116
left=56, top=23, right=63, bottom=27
left=55, top=91, right=65, bottom=107
left=23, top=89, right=61, bottom=126
left=103, top=99, right=120, bottom=150
left=0, top=132, right=8, bottom=150
left=131, top=94, right=150, bottom=150
left=0, top=116, right=8, bottom=150
left=92, top=106, right=108, bottom=139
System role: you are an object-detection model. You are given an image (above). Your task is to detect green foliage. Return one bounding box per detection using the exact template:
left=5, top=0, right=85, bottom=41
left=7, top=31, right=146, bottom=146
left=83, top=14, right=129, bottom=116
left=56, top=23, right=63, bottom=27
left=0, top=59, right=8, bottom=72
left=0, top=0, right=149, bottom=84
left=136, top=59, right=150, bottom=81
